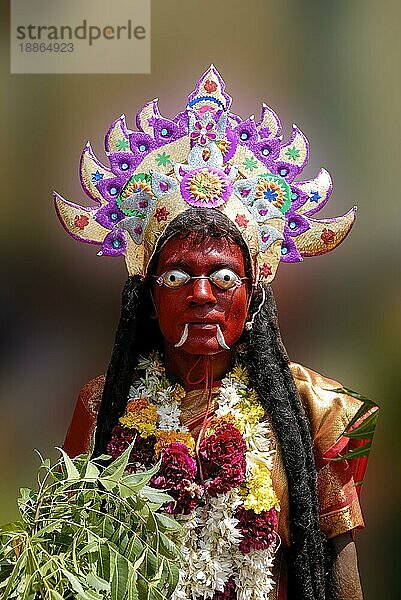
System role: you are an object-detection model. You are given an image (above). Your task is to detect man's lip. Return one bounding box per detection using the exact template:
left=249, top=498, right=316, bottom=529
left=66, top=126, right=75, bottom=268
left=189, top=321, right=218, bottom=324
left=187, top=322, right=218, bottom=329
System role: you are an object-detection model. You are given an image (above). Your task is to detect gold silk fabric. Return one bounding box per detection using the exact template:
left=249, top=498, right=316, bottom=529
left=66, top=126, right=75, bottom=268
left=64, top=362, right=368, bottom=547
left=177, top=364, right=366, bottom=546
left=285, top=363, right=366, bottom=543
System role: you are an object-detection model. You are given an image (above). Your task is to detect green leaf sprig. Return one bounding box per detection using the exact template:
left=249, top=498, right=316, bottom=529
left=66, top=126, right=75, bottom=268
left=327, top=387, right=379, bottom=462
left=0, top=443, right=182, bottom=600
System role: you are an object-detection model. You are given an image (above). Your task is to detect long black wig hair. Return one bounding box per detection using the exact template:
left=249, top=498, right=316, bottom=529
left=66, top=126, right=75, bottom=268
left=93, top=208, right=330, bottom=600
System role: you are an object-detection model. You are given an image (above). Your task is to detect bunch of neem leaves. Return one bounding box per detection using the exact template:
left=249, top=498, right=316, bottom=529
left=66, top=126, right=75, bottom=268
left=0, top=443, right=182, bottom=600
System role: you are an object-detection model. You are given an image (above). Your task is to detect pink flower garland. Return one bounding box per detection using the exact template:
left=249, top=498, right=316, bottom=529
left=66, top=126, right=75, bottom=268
left=235, top=506, right=278, bottom=554
left=199, top=422, right=247, bottom=496
left=151, top=442, right=203, bottom=515
left=106, top=424, right=155, bottom=472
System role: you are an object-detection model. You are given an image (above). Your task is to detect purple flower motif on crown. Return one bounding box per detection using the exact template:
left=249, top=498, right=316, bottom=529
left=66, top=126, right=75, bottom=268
left=128, top=132, right=157, bottom=160
left=101, top=229, right=127, bottom=257
left=249, top=138, right=280, bottom=166
left=289, top=185, right=309, bottom=211
left=153, top=117, right=182, bottom=145
left=258, top=127, right=272, bottom=139
left=280, top=233, right=303, bottom=263
left=233, top=117, right=258, bottom=145
left=108, top=152, right=135, bottom=178
left=180, top=167, right=232, bottom=208
left=270, top=161, right=300, bottom=183
left=146, top=116, right=157, bottom=128
left=190, top=118, right=217, bottom=147
left=96, top=176, right=124, bottom=203
left=95, top=201, right=125, bottom=230
left=256, top=103, right=282, bottom=139
left=285, top=212, right=310, bottom=237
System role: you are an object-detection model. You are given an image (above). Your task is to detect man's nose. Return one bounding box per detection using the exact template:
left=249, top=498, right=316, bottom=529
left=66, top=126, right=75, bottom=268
left=187, top=277, right=217, bottom=306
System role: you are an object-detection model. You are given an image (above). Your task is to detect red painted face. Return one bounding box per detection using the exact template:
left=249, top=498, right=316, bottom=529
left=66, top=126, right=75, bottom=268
left=152, top=235, right=250, bottom=356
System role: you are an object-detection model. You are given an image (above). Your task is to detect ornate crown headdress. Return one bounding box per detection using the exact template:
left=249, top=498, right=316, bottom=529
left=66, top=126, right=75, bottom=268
left=54, top=65, right=356, bottom=283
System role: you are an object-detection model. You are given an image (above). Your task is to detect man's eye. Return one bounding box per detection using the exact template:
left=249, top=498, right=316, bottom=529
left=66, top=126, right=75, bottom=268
left=210, top=268, right=241, bottom=290
left=160, top=270, right=190, bottom=288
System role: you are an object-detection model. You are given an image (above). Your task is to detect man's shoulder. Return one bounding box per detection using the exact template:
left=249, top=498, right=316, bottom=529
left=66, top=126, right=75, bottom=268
left=289, top=362, right=364, bottom=451
left=289, top=361, right=342, bottom=389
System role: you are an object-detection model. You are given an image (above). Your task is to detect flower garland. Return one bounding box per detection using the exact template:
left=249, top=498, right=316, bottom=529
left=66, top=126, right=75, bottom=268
left=107, top=352, right=280, bottom=600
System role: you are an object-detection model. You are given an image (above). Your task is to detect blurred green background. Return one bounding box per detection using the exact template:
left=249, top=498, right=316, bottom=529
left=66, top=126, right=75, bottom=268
left=1, top=1, right=400, bottom=597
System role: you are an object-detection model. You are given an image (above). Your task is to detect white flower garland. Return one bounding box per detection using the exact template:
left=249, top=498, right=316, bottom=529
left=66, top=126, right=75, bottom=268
left=127, top=353, right=280, bottom=600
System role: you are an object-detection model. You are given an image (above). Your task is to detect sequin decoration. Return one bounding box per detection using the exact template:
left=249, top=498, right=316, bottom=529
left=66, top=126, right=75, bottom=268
left=74, top=215, right=89, bottom=230
left=155, top=206, right=170, bottom=223
left=190, top=118, right=217, bottom=146
left=321, top=228, right=335, bottom=244
left=235, top=214, right=249, bottom=228
left=180, top=167, right=232, bottom=208
left=260, top=263, right=272, bottom=277
left=255, top=174, right=292, bottom=215
left=117, top=173, right=155, bottom=217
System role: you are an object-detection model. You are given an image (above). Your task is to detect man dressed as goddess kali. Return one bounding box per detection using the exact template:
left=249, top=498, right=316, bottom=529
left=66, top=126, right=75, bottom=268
left=56, top=66, right=377, bottom=600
